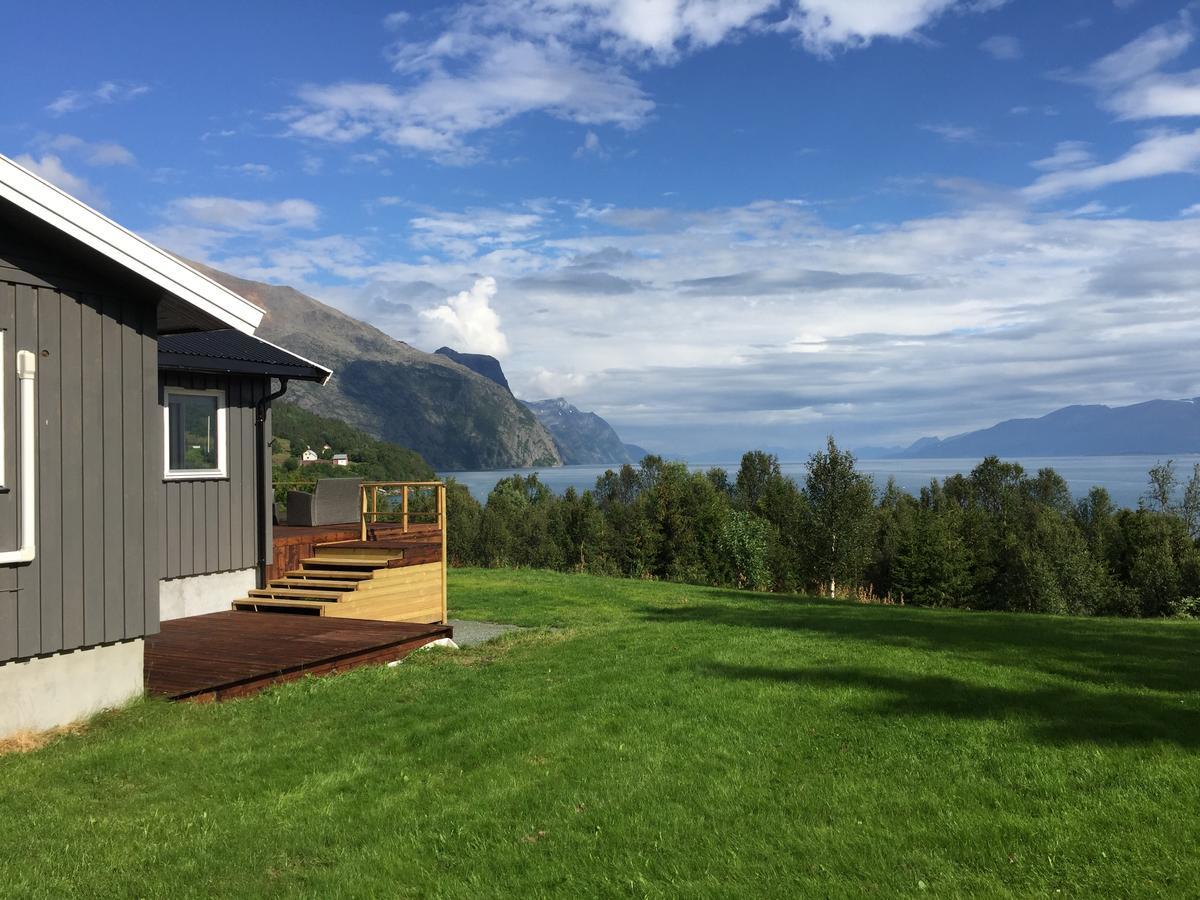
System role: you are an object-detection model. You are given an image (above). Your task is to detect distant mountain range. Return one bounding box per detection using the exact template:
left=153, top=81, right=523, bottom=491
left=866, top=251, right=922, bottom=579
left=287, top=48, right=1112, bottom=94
left=522, top=398, right=634, bottom=465
left=195, top=264, right=561, bottom=471
left=869, top=399, right=1200, bottom=458
left=434, top=346, right=641, bottom=466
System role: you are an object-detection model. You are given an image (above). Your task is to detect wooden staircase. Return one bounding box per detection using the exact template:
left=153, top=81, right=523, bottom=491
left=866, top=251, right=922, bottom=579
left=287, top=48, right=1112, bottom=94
left=232, top=539, right=446, bottom=624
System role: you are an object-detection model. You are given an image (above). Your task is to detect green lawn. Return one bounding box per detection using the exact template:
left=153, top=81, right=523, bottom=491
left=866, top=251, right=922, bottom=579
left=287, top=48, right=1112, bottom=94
left=2, top=570, right=1199, bottom=897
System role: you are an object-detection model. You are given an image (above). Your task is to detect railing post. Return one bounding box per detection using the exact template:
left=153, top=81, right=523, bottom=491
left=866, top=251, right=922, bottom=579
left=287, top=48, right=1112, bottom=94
left=438, top=483, right=447, bottom=624
left=360, top=484, right=368, bottom=541
left=402, top=485, right=409, bottom=533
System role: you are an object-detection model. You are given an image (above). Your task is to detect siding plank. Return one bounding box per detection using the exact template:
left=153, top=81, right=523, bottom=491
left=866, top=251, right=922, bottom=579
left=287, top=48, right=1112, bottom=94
left=122, top=303, right=144, bottom=636
left=101, top=295, right=124, bottom=641
left=59, top=291, right=84, bottom=649
left=0, top=281, right=17, bottom=598
left=141, top=305, right=159, bottom=635
left=14, top=283, right=40, bottom=657
left=80, top=293, right=105, bottom=646
left=37, top=285, right=64, bottom=654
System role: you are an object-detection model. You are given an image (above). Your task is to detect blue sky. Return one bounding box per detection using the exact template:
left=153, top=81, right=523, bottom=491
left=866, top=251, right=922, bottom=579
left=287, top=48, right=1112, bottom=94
left=5, top=0, right=1200, bottom=456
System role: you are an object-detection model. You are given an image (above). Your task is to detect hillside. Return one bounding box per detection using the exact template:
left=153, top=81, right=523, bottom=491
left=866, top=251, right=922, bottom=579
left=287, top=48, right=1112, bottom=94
left=271, top=402, right=435, bottom=482
left=894, top=398, right=1200, bottom=457
left=193, top=264, right=561, bottom=470
left=522, top=397, right=633, bottom=464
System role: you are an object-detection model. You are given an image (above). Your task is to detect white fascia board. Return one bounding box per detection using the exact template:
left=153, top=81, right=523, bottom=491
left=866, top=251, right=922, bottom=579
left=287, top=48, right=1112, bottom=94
left=0, top=154, right=264, bottom=335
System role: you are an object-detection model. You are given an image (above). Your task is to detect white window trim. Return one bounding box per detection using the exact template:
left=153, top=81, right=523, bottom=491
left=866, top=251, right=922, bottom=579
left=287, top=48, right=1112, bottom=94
left=163, top=386, right=228, bottom=480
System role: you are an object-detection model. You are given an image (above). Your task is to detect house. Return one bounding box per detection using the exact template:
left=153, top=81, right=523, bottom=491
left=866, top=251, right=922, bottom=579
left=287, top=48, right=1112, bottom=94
left=0, top=153, right=331, bottom=738
left=301, top=448, right=318, bottom=463
left=331, top=453, right=349, bottom=466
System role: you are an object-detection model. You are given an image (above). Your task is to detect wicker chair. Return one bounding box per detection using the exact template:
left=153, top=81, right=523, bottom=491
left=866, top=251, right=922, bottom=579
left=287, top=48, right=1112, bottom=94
left=285, top=478, right=362, bottom=527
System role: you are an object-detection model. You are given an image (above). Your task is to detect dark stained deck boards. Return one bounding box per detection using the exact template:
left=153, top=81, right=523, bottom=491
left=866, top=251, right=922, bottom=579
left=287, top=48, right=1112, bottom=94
left=144, top=611, right=452, bottom=701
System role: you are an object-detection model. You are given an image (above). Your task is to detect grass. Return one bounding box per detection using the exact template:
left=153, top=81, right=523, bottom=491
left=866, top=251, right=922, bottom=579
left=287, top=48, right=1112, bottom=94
left=2, top=569, right=1199, bottom=897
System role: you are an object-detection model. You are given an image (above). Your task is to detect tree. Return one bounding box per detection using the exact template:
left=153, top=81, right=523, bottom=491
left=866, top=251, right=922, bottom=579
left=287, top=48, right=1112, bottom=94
left=1176, top=463, right=1200, bottom=541
left=1144, top=459, right=1177, bottom=513
left=802, top=437, right=875, bottom=598
left=717, top=510, right=770, bottom=591
left=735, top=451, right=781, bottom=514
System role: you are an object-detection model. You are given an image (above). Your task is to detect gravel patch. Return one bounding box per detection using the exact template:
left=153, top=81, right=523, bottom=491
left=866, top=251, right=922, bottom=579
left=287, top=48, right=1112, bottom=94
left=447, top=619, right=523, bottom=648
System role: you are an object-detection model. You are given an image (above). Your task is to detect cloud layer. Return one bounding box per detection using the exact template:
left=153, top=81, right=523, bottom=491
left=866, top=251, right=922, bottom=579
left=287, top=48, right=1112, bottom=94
left=282, top=0, right=1006, bottom=160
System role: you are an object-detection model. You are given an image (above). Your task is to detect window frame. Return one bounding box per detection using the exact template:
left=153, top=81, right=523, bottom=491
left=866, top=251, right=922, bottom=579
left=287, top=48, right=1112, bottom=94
left=162, top=386, right=228, bottom=480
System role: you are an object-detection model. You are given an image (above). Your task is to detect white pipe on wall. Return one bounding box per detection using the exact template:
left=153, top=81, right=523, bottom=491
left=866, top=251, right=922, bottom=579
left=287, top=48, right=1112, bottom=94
left=0, top=350, right=37, bottom=564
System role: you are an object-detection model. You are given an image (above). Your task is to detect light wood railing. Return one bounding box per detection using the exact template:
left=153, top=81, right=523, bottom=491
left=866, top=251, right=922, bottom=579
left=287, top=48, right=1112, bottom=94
left=358, top=481, right=446, bottom=541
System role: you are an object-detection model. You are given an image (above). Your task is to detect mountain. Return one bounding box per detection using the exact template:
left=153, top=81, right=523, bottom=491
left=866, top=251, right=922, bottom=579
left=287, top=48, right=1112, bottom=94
left=434, top=347, right=511, bottom=393
left=892, top=399, right=1200, bottom=458
left=193, top=264, right=562, bottom=471
left=623, top=443, right=651, bottom=463
left=522, top=398, right=633, bottom=465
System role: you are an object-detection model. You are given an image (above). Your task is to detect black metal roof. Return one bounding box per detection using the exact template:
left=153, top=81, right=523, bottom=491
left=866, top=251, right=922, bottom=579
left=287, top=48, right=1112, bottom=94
left=158, top=329, right=331, bottom=383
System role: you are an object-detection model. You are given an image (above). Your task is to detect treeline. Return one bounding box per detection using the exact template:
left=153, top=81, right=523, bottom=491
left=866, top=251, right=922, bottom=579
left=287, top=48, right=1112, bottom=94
left=445, top=439, right=1200, bottom=619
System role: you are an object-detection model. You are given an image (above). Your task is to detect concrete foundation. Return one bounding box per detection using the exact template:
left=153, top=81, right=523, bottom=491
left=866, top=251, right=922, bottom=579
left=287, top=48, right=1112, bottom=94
left=159, top=568, right=256, bottom=621
left=0, top=639, right=144, bottom=738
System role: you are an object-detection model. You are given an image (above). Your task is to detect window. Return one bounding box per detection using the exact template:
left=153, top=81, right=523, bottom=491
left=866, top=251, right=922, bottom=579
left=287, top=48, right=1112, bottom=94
left=163, top=387, right=227, bottom=479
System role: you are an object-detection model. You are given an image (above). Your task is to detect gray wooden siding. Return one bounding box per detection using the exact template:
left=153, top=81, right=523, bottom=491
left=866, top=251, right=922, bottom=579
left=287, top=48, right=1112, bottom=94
left=0, top=273, right=160, bottom=663
left=159, top=372, right=270, bottom=580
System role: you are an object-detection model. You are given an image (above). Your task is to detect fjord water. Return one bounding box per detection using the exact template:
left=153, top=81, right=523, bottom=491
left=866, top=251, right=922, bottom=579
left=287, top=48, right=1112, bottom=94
left=444, top=454, right=1200, bottom=509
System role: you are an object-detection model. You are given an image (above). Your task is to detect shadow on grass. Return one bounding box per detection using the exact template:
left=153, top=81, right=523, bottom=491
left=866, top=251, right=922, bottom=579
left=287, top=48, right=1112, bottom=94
left=642, top=593, right=1200, bottom=695
left=704, top=662, right=1200, bottom=748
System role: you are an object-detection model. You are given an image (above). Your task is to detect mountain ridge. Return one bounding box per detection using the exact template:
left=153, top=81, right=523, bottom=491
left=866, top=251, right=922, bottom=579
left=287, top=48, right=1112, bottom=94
left=190, top=263, right=562, bottom=470
left=522, top=397, right=634, bottom=465
left=888, top=398, right=1200, bottom=458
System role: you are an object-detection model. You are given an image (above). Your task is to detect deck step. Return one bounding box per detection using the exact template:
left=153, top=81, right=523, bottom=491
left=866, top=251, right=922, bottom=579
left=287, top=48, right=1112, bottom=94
left=268, top=578, right=359, bottom=591
left=248, top=587, right=345, bottom=601
left=284, top=569, right=373, bottom=581
left=232, top=598, right=328, bottom=615
left=300, top=556, right=402, bottom=569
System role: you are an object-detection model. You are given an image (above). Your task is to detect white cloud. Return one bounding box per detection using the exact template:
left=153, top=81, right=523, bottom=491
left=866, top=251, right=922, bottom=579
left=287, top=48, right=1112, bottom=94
left=383, top=10, right=410, bottom=29
left=921, top=122, right=978, bottom=143
left=1023, top=128, right=1200, bottom=201
left=523, top=367, right=590, bottom=398
left=1030, top=141, right=1094, bottom=171
left=283, top=0, right=1004, bottom=160
left=146, top=196, right=322, bottom=267
left=409, top=206, right=543, bottom=258
left=228, top=163, right=275, bottom=178
left=168, top=196, right=320, bottom=231
left=980, top=34, right=1021, bottom=60
left=574, top=129, right=609, bottom=159
left=12, top=154, right=104, bottom=206
left=778, top=0, right=990, bottom=55
left=1072, top=11, right=1200, bottom=120
left=420, top=276, right=510, bottom=356
left=1181, top=202, right=1200, bottom=217
left=46, top=81, right=149, bottom=116
left=36, top=134, right=135, bottom=166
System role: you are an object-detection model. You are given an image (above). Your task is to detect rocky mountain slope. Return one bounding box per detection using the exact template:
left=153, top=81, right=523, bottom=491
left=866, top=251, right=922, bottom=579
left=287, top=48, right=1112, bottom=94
left=434, top=347, right=511, bottom=393
left=194, top=264, right=561, bottom=470
left=522, top=397, right=633, bottom=465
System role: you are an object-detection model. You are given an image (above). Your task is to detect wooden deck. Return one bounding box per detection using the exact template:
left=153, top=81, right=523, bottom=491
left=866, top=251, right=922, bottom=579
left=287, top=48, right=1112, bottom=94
left=269, top=522, right=441, bottom=581
left=145, top=611, right=452, bottom=701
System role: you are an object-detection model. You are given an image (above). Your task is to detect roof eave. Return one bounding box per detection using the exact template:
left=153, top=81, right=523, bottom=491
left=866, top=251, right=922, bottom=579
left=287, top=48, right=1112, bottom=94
left=0, top=154, right=264, bottom=335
